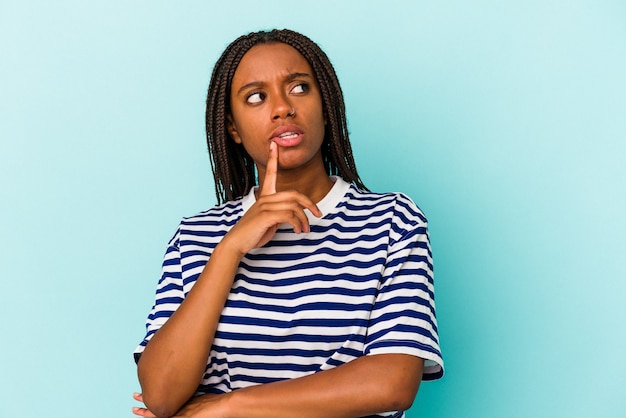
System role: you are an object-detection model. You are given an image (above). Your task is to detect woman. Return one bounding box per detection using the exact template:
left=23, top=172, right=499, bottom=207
left=133, top=29, right=443, bottom=418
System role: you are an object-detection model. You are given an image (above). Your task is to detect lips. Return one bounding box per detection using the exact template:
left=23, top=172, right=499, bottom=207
left=270, top=124, right=304, bottom=147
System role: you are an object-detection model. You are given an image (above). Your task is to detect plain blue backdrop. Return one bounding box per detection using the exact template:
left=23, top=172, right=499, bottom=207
left=1, top=1, right=625, bottom=417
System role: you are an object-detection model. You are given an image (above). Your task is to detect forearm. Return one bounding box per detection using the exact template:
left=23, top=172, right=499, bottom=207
left=137, top=243, right=242, bottom=418
left=224, top=353, right=424, bottom=418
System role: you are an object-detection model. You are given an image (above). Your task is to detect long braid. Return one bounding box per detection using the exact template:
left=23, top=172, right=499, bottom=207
left=206, top=29, right=368, bottom=205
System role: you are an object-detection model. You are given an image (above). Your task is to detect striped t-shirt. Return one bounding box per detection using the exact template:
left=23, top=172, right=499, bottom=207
left=135, top=177, right=444, bottom=417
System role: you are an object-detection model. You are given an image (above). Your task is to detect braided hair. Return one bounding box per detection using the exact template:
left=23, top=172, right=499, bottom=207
left=206, top=29, right=367, bottom=205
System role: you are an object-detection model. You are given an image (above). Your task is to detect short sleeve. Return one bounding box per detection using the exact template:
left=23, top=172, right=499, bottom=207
left=133, top=227, right=184, bottom=363
left=364, top=194, right=444, bottom=380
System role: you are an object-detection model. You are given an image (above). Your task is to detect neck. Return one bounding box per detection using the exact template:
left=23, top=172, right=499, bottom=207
left=257, top=154, right=334, bottom=203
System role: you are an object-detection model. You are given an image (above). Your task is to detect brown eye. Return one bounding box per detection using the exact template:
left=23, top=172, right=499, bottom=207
left=290, top=83, right=309, bottom=94
left=246, top=92, right=265, bottom=104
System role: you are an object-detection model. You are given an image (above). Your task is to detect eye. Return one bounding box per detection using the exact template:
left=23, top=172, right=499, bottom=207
left=246, top=91, right=265, bottom=104
left=290, top=83, right=310, bottom=94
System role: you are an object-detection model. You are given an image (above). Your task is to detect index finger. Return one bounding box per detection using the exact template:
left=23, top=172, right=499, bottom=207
left=260, top=140, right=278, bottom=196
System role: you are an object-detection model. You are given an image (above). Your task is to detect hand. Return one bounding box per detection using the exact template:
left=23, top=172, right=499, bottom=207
left=132, top=392, right=156, bottom=417
left=221, top=141, right=322, bottom=255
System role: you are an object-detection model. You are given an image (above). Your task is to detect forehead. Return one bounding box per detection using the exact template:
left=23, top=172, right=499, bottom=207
left=232, top=43, right=313, bottom=86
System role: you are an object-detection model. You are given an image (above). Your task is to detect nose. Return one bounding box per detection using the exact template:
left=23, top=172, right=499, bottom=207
left=271, top=93, right=295, bottom=120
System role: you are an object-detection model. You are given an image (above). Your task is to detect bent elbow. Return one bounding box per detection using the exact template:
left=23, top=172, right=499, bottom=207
left=141, top=390, right=182, bottom=418
left=382, top=371, right=421, bottom=411
left=393, top=391, right=418, bottom=412
left=382, top=354, right=423, bottom=411
left=138, top=361, right=194, bottom=417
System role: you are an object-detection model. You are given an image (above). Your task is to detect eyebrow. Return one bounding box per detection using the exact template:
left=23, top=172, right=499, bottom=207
left=236, top=72, right=313, bottom=96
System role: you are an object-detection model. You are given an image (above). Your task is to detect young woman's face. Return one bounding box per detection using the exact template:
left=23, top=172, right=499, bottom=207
left=227, top=42, right=326, bottom=173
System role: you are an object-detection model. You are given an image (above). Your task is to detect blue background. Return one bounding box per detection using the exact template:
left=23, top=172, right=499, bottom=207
left=1, top=1, right=625, bottom=417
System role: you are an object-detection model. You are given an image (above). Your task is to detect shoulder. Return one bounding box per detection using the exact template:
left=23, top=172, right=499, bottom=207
left=166, top=199, right=245, bottom=246
left=344, top=184, right=428, bottom=226
left=180, top=199, right=244, bottom=226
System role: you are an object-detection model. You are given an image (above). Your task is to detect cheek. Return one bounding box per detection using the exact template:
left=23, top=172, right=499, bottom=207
left=235, top=126, right=268, bottom=161
left=314, top=108, right=327, bottom=138
left=236, top=124, right=261, bottom=147
left=229, top=111, right=254, bottom=144
left=233, top=108, right=263, bottom=134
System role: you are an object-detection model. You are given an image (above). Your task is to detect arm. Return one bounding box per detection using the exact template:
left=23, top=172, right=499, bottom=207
left=137, top=142, right=322, bottom=418
left=137, top=242, right=242, bottom=418
left=133, top=354, right=423, bottom=418
left=171, top=353, right=423, bottom=418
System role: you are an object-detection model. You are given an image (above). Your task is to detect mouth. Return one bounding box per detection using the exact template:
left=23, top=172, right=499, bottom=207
left=271, top=124, right=304, bottom=147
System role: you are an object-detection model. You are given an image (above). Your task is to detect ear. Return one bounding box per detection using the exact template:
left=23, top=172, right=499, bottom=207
left=226, top=113, right=242, bottom=144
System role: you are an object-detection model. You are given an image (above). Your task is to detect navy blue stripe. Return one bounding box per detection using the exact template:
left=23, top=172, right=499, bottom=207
left=179, top=249, right=212, bottom=258
left=323, top=208, right=395, bottom=224
left=220, top=315, right=369, bottom=329
left=154, top=296, right=184, bottom=305
left=229, top=374, right=283, bottom=385
left=372, top=294, right=433, bottom=312
left=366, top=324, right=438, bottom=344
left=149, top=310, right=177, bottom=320
left=229, top=360, right=318, bottom=373
left=215, top=330, right=352, bottom=344
left=267, top=229, right=389, bottom=247
left=156, top=282, right=182, bottom=293
left=370, top=309, right=437, bottom=332
left=239, top=257, right=387, bottom=274
left=384, top=279, right=435, bottom=300
left=385, top=253, right=433, bottom=271
left=234, top=270, right=382, bottom=287
left=214, top=346, right=338, bottom=358
left=230, top=285, right=376, bottom=300
left=181, top=259, right=207, bottom=273
left=224, top=300, right=374, bottom=314
left=245, top=243, right=387, bottom=261
left=162, top=256, right=181, bottom=268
